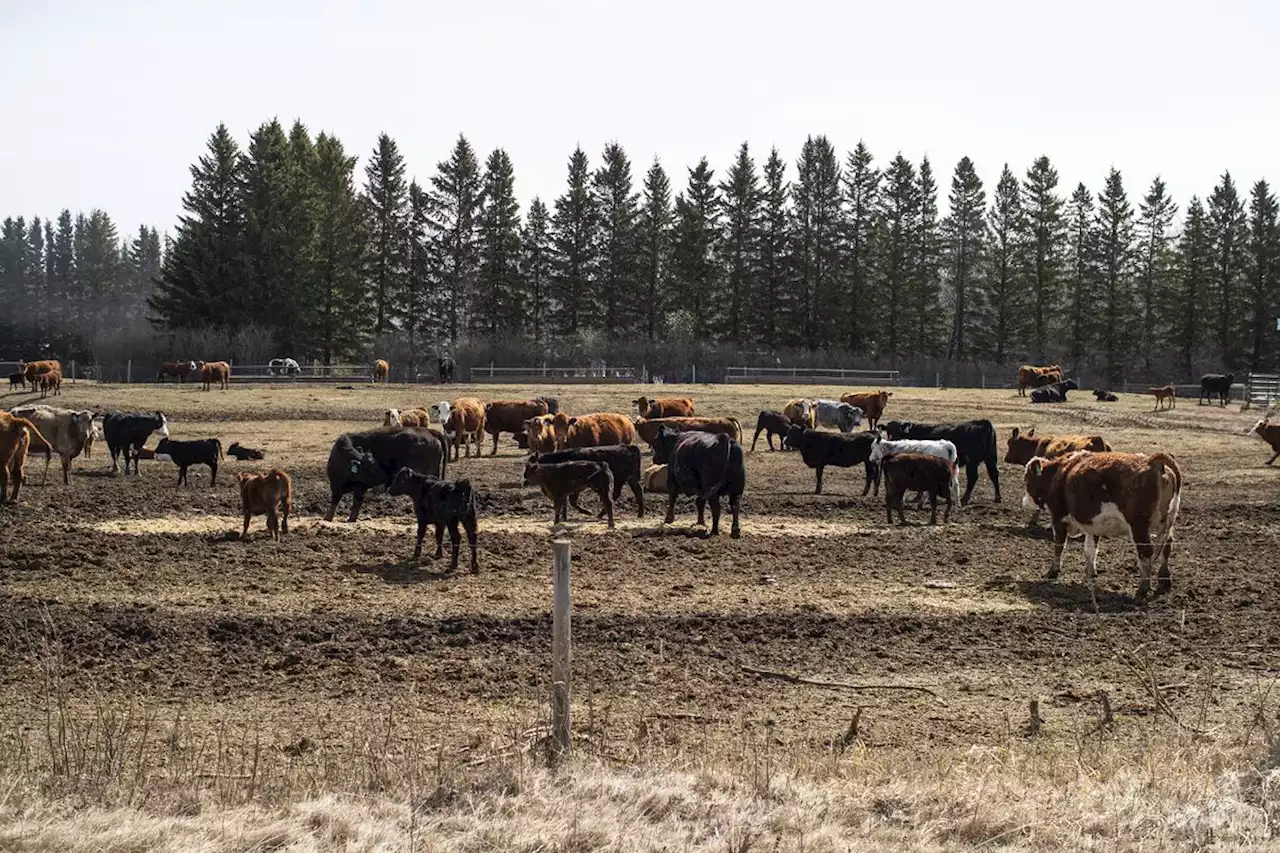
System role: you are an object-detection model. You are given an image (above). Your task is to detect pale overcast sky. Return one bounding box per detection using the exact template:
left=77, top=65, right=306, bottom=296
left=2, top=0, right=1276, bottom=235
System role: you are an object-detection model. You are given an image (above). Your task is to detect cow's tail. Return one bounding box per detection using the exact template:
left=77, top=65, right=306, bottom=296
left=13, top=418, right=53, bottom=458
left=702, top=433, right=732, bottom=504
left=1147, top=452, right=1182, bottom=546
left=215, top=438, right=224, bottom=460
left=949, top=463, right=961, bottom=507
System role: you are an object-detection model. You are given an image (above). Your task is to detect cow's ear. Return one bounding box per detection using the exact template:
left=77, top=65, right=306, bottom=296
left=567, top=417, right=578, bottom=426
left=1027, top=427, right=1035, bottom=437
left=1010, top=427, right=1019, bottom=439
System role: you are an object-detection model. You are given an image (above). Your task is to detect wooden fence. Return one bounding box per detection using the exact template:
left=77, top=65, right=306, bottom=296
left=725, top=366, right=901, bottom=385
left=1244, top=373, right=1280, bottom=410
left=470, top=365, right=640, bottom=384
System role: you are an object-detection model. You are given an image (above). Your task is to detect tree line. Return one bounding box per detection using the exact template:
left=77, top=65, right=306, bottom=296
left=5, top=118, right=1278, bottom=381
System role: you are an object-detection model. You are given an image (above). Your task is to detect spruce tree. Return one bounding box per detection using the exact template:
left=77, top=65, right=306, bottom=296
left=1021, top=157, right=1065, bottom=361
left=792, top=136, right=843, bottom=348
left=129, top=225, right=163, bottom=324
left=1064, top=183, right=1099, bottom=374
left=1095, top=169, right=1136, bottom=385
left=1246, top=180, right=1280, bottom=370
left=304, top=133, right=368, bottom=363
left=1135, top=177, right=1177, bottom=377
left=756, top=148, right=792, bottom=346
left=943, top=157, right=985, bottom=359
left=520, top=197, right=553, bottom=343
left=593, top=142, right=639, bottom=335
left=425, top=134, right=482, bottom=344
left=719, top=142, right=762, bottom=343
left=844, top=141, right=879, bottom=353
left=550, top=147, right=598, bottom=336
left=911, top=157, right=944, bottom=356
left=26, top=217, right=47, bottom=340
left=278, top=120, right=318, bottom=352
left=404, top=180, right=434, bottom=358
left=362, top=132, right=409, bottom=335
left=1172, top=197, right=1211, bottom=378
left=240, top=119, right=293, bottom=328
left=981, top=165, right=1025, bottom=363
left=634, top=160, right=673, bottom=342
left=0, top=218, right=29, bottom=343
left=670, top=158, right=720, bottom=339
left=474, top=148, right=523, bottom=336
left=50, top=210, right=74, bottom=330
left=77, top=210, right=122, bottom=342
left=43, top=219, right=56, bottom=331
left=1207, top=172, right=1249, bottom=368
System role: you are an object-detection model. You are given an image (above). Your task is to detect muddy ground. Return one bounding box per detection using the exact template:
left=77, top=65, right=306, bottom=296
left=2, top=381, right=1279, bottom=760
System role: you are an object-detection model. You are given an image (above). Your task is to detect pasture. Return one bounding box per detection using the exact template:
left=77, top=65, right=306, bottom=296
left=3, top=381, right=1280, bottom=850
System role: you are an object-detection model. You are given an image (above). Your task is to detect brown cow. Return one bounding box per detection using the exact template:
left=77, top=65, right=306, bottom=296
left=1017, top=364, right=1063, bottom=396
left=157, top=361, right=197, bottom=383
left=783, top=399, right=815, bottom=428
left=1247, top=419, right=1280, bottom=465
left=632, top=396, right=695, bottom=418
left=524, top=414, right=557, bottom=453
left=523, top=459, right=615, bottom=528
left=549, top=412, right=636, bottom=450
left=882, top=452, right=957, bottom=526
left=385, top=407, right=432, bottom=428
left=633, top=416, right=743, bottom=447
left=444, top=397, right=486, bottom=459
left=485, top=399, right=552, bottom=455
left=38, top=369, right=62, bottom=397
left=1004, top=427, right=1111, bottom=466
left=839, top=390, right=893, bottom=430
left=1150, top=384, right=1177, bottom=410
left=200, top=361, right=231, bottom=391
left=1022, top=451, right=1182, bottom=599
left=373, top=359, right=390, bottom=383
left=0, top=412, right=53, bottom=503
left=21, top=359, right=61, bottom=386
left=237, top=468, right=293, bottom=540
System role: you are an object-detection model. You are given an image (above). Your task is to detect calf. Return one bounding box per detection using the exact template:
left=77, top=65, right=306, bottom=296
left=783, top=399, right=815, bottom=428
left=1022, top=451, right=1182, bottom=599
left=634, top=416, right=740, bottom=447
left=155, top=437, right=223, bottom=485
left=1150, top=384, right=1176, bottom=410
left=1030, top=378, right=1078, bottom=403
left=523, top=459, right=615, bottom=528
left=157, top=360, right=197, bottom=383
left=388, top=468, right=479, bottom=570
left=227, top=442, right=266, bottom=461
left=551, top=412, right=637, bottom=450
left=444, top=398, right=486, bottom=459
left=1093, top=389, right=1119, bottom=402
left=386, top=407, right=432, bottom=428
left=651, top=427, right=745, bottom=538
left=533, top=445, right=644, bottom=518
left=867, top=435, right=958, bottom=497
left=0, top=412, right=52, bottom=503
left=1247, top=419, right=1280, bottom=465
left=785, top=424, right=876, bottom=495
left=38, top=369, right=62, bottom=397
left=236, top=468, right=292, bottom=540
left=102, top=411, right=170, bottom=475
left=751, top=410, right=792, bottom=451
left=325, top=427, right=448, bottom=522
left=633, top=396, right=695, bottom=418
left=840, top=390, right=893, bottom=430
left=373, top=359, right=390, bottom=383
left=485, top=399, right=552, bottom=455
left=9, top=373, right=26, bottom=390
left=200, top=360, right=231, bottom=391
left=1018, top=364, right=1063, bottom=396
left=883, top=419, right=1001, bottom=504
left=814, top=399, right=863, bottom=432
left=882, top=452, right=957, bottom=525
left=1199, top=372, right=1234, bottom=407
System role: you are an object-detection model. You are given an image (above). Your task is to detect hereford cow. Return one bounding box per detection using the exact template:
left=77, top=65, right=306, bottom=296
left=389, top=468, right=479, bottom=570
left=785, top=424, right=877, bottom=495
left=651, top=426, right=745, bottom=538
left=783, top=399, right=815, bottom=428
left=1150, top=384, right=1176, bottom=410
left=634, top=416, right=741, bottom=447
left=157, top=361, right=197, bottom=383
left=633, top=396, right=696, bottom=418
left=200, top=361, right=231, bottom=391
left=236, top=468, right=293, bottom=540
left=523, top=459, right=615, bottom=528
left=8, top=405, right=95, bottom=484
left=882, top=452, right=958, bottom=526
left=102, top=411, right=170, bottom=475
left=268, top=357, right=301, bottom=376
left=155, top=437, right=224, bottom=485
left=438, top=356, right=456, bottom=384
left=550, top=412, right=637, bottom=451
left=839, top=390, right=893, bottom=430
left=1246, top=419, right=1280, bottom=465
left=21, top=359, right=61, bottom=386
left=1017, top=364, right=1063, bottom=396
left=883, top=419, right=1001, bottom=504
left=373, top=359, right=390, bottom=383
left=751, top=410, right=792, bottom=451
left=484, top=399, right=553, bottom=455
left=0, top=411, right=52, bottom=503
left=532, top=445, right=644, bottom=518
left=325, top=427, right=448, bottom=522
left=1022, top=451, right=1183, bottom=599
left=385, top=407, right=432, bottom=428
left=1030, top=378, right=1078, bottom=403
left=444, top=398, right=486, bottom=459
left=1199, top=373, right=1234, bottom=407
left=428, top=401, right=452, bottom=425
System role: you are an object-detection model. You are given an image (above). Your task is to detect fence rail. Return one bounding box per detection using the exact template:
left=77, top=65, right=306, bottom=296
left=470, top=365, right=640, bottom=384
left=1245, top=373, right=1280, bottom=410
left=725, top=366, right=901, bottom=385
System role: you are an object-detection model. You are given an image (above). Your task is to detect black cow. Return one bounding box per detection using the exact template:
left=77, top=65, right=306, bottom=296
left=751, top=410, right=792, bottom=452
left=882, top=419, right=1001, bottom=505
left=155, top=437, right=223, bottom=485
left=1030, top=378, right=1078, bottom=403
left=388, top=469, right=478, bottom=571
left=102, top=411, right=169, bottom=475
left=532, top=444, right=644, bottom=518
left=8, top=373, right=25, bottom=390
left=1093, top=389, right=1119, bottom=402
left=536, top=396, right=560, bottom=415
left=1199, top=373, right=1234, bottom=407
left=325, top=427, right=448, bottom=522
left=652, top=427, right=745, bottom=538
left=438, top=356, right=456, bottom=384
left=785, top=424, right=876, bottom=495
left=227, top=442, right=265, bottom=461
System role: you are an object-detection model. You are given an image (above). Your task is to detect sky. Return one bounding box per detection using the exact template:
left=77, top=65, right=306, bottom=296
left=2, top=0, right=1278, bottom=236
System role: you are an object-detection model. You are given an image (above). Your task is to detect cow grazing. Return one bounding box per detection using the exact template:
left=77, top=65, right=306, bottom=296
left=1150, top=384, right=1177, bottom=410
left=38, top=370, right=62, bottom=397
left=227, top=442, right=266, bottom=461
left=1030, top=378, right=1078, bottom=403
left=783, top=399, right=815, bottom=428
left=373, top=359, right=390, bottom=383
left=8, top=373, right=26, bottom=390
left=236, top=468, right=292, bottom=540
left=388, top=468, right=478, bottom=569
left=867, top=435, right=958, bottom=497
left=385, top=407, right=432, bottom=428
left=633, top=396, right=696, bottom=418
left=523, top=459, right=615, bottom=528
left=1199, top=373, right=1234, bottom=407
left=751, top=410, right=792, bottom=451
left=22, top=359, right=61, bottom=387
left=882, top=452, right=958, bottom=525
left=883, top=419, right=1001, bottom=504
left=102, top=411, right=170, bottom=475
left=157, top=361, right=197, bottom=383
left=651, top=427, right=745, bottom=538
left=1247, top=419, right=1280, bottom=465
left=1022, top=451, right=1183, bottom=599
left=532, top=445, right=644, bottom=518
left=1004, top=427, right=1111, bottom=466
left=485, top=399, right=553, bottom=455
left=324, top=427, right=448, bottom=522
left=643, top=463, right=669, bottom=493
left=523, top=414, right=557, bottom=453
left=438, top=356, right=456, bottom=384
left=8, top=405, right=96, bottom=484
left=155, top=438, right=223, bottom=485
left=1093, top=389, right=1119, bottom=402
left=444, top=398, right=486, bottom=459
left=814, top=399, right=863, bottom=432
left=551, top=412, right=637, bottom=451
left=0, top=412, right=52, bottom=503
left=200, top=361, right=231, bottom=391
left=840, top=391, right=893, bottom=430
left=1017, top=364, right=1064, bottom=396
left=785, top=424, right=877, bottom=495
left=633, top=416, right=740, bottom=447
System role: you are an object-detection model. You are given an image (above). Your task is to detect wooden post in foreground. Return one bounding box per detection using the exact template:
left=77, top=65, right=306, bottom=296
left=551, top=538, right=572, bottom=758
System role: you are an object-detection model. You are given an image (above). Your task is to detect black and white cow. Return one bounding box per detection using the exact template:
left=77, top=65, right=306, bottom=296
left=882, top=419, right=1001, bottom=504
left=102, top=411, right=169, bottom=475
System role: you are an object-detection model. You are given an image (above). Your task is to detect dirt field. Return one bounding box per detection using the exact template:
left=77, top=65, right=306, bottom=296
left=2, top=380, right=1279, bottom=791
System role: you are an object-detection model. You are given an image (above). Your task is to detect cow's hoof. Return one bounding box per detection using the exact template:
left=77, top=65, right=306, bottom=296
left=730, top=529, right=741, bottom=539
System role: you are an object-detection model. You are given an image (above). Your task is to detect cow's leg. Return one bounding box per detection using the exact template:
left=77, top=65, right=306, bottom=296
left=554, top=494, right=567, bottom=523
left=446, top=521, right=461, bottom=570
left=985, top=456, right=1001, bottom=502
left=630, top=476, right=645, bottom=518
left=896, top=494, right=908, bottom=526
left=751, top=426, right=761, bottom=452
left=464, top=513, right=479, bottom=573
left=814, top=466, right=825, bottom=495
left=347, top=487, right=366, bottom=522
left=664, top=488, right=678, bottom=525
left=1266, top=451, right=1279, bottom=465
left=490, top=432, right=499, bottom=456
left=942, top=493, right=952, bottom=524
left=435, top=519, right=447, bottom=559
left=695, top=496, right=707, bottom=526
left=886, top=491, right=895, bottom=525
left=861, top=461, right=874, bottom=496
left=569, top=491, right=594, bottom=515
left=242, top=511, right=252, bottom=539
left=708, top=495, right=721, bottom=536
left=1083, top=533, right=1099, bottom=588
left=929, top=492, right=938, bottom=525
left=961, top=462, right=980, bottom=505
left=1047, top=522, right=1067, bottom=579
left=602, top=488, right=614, bottom=529
left=280, top=498, right=289, bottom=534
left=110, top=448, right=120, bottom=474
left=1133, top=523, right=1155, bottom=599
left=267, top=508, right=279, bottom=541
left=61, top=454, right=71, bottom=485
left=0, top=464, right=9, bottom=504
left=325, top=490, right=343, bottom=522
left=177, top=465, right=186, bottom=486
left=1026, top=504, right=1042, bottom=528
left=1156, top=536, right=1173, bottom=594
left=209, top=462, right=217, bottom=485
left=413, top=508, right=428, bottom=559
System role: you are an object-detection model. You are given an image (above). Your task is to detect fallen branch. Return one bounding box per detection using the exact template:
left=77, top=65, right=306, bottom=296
left=740, top=664, right=938, bottom=697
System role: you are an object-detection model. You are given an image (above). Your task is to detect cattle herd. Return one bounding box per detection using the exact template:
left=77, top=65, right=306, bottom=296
left=2, top=356, right=1272, bottom=602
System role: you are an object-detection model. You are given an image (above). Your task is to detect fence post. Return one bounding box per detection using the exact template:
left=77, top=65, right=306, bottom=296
left=981, top=374, right=985, bottom=390
left=551, top=538, right=572, bottom=760
left=935, top=371, right=940, bottom=389
left=126, top=359, right=132, bottom=384
left=71, top=360, right=76, bottom=384
left=692, top=364, right=696, bottom=385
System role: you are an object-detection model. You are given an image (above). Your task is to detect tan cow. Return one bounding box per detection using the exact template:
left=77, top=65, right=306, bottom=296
left=8, top=405, right=96, bottom=484
left=444, top=397, right=486, bottom=459
left=385, top=407, right=432, bottom=428
left=642, top=463, right=669, bottom=493
left=839, top=390, right=892, bottom=430
left=237, top=468, right=293, bottom=540
left=632, top=396, right=695, bottom=418
left=373, top=359, right=390, bottom=383
left=548, top=412, right=636, bottom=450
left=633, top=416, right=743, bottom=447
left=1017, top=364, right=1063, bottom=396
left=523, top=414, right=557, bottom=454
left=200, top=361, right=231, bottom=391
left=783, top=399, right=815, bottom=428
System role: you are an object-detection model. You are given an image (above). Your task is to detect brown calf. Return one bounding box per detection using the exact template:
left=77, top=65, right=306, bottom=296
left=0, top=412, right=53, bottom=503
left=373, top=359, right=390, bottom=383
left=1017, top=364, right=1063, bottom=396
left=549, top=412, right=636, bottom=450
left=38, top=369, right=62, bottom=397
left=523, top=459, right=615, bottom=528
left=1150, top=384, right=1177, bottom=410
left=632, top=396, right=695, bottom=418
left=237, top=468, right=293, bottom=540
left=839, top=390, right=893, bottom=430
left=200, top=361, right=231, bottom=391
left=1247, top=419, right=1280, bottom=465
left=633, top=416, right=742, bottom=446
left=882, top=452, right=957, bottom=526
left=444, top=397, right=486, bottom=459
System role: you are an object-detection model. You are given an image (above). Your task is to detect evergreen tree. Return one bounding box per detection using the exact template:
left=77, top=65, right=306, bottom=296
left=878, top=154, right=921, bottom=355
left=755, top=148, right=791, bottom=346
left=127, top=225, right=162, bottom=324
left=1246, top=180, right=1280, bottom=371
left=719, top=142, right=762, bottom=343
left=1135, top=177, right=1177, bottom=377
left=792, top=136, right=843, bottom=348
left=240, top=119, right=293, bottom=328
left=592, top=142, right=639, bottom=335
left=0, top=218, right=30, bottom=344
left=1064, top=183, right=1099, bottom=374
left=980, top=165, right=1025, bottom=363
left=1021, top=156, right=1065, bottom=361
left=362, top=132, right=409, bottom=335
left=550, top=147, right=598, bottom=336
left=670, top=158, right=720, bottom=338
left=26, top=217, right=47, bottom=340
left=304, top=133, right=368, bottom=363
left=277, top=120, right=318, bottom=352
left=1095, top=169, right=1136, bottom=385
left=474, top=147, right=523, bottom=336
left=1172, top=197, right=1211, bottom=378
left=404, top=180, right=434, bottom=358
left=911, top=157, right=943, bottom=356
left=943, top=157, right=985, bottom=359
left=425, top=134, right=482, bottom=344
left=520, top=197, right=553, bottom=343
left=1207, top=172, right=1249, bottom=368
left=43, top=218, right=57, bottom=331
left=634, top=160, right=673, bottom=342
left=50, top=210, right=74, bottom=330
left=77, top=210, right=122, bottom=342
left=844, top=141, right=879, bottom=352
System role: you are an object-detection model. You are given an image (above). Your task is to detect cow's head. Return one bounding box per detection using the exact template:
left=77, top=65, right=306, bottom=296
left=525, top=415, right=552, bottom=452
left=154, top=412, right=170, bottom=438
left=384, top=409, right=401, bottom=427
left=550, top=413, right=575, bottom=450
left=652, top=426, right=681, bottom=465
left=1247, top=418, right=1269, bottom=438
left=844, top=405, right=863, bottom=429
left=345, top=447, right=386, bottom=487
left=522, top=458, right=541, bottom=486
left=785, top=423, right=809, bottom=451
left=388, top=467, right=422, bottom=498
left=428, top=401, right=451, bottom=426
left=1004, top=427, right=1041, bottom=465
left=1063, top=378, right=1079, bottom=391
left=882, top=420, right=911, bottom=440
left=1022, top=456, right=1058, bottom=511
left=438, top=479, right=472, bottom=518
left=632, top=397, right=650, bottom=414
